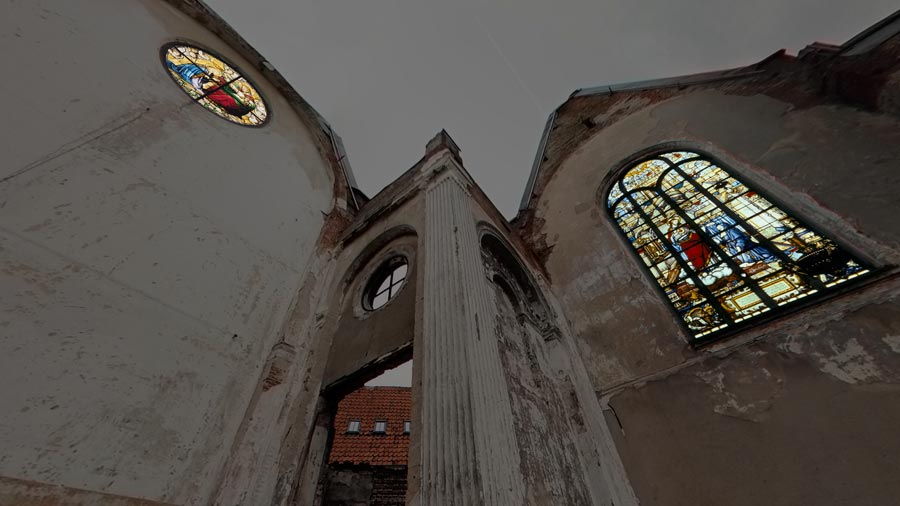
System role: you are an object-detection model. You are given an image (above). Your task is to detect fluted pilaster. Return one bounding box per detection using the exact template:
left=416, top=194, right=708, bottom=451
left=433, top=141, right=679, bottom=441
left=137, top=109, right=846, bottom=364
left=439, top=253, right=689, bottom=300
left=420, top=172, right=525, bottom=505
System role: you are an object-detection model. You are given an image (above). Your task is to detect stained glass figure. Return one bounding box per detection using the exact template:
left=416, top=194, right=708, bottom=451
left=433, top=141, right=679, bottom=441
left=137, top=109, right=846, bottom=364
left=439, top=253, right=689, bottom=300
left=607, top=151, right=869, bottom=341
left=162, top=43, right=268, bottom=126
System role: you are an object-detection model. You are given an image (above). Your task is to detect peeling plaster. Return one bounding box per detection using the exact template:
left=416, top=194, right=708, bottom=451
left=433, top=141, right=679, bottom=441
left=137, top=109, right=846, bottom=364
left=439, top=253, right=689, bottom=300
left=516, top=32, right=900, bottom=506
left=780, top=336, right=886, bottom=385
left=816, top=338, right=883, bottom=384
left=882, top=335, right=900, bottom=353
left=695, top=360, right=784, bottom=422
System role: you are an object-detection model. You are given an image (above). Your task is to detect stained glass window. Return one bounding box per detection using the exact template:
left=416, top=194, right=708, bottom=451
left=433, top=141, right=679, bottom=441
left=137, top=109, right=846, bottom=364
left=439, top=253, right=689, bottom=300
left=161, top=43, right=268, bottom=126
left=607, top=150, right=870, bottom=341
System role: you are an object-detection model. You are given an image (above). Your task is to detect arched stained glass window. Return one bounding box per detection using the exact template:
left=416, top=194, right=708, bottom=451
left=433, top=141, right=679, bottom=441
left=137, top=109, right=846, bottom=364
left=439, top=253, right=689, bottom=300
left=607, top=150, right=870, bottom=342
left=161, top=43, right=269, bottom=126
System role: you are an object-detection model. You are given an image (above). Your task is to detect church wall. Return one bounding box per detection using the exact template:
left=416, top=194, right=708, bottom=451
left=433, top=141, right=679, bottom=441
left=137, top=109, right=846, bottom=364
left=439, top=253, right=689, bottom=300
left=471, top=182, right=636, bottom=505
left=291, top=180, right=427, bottom=506
left=491, top=283, right=593, bottom=505
left=0, top=1, right=338, bottom=504
left=605, top=298, right=900, bottom=506
left=321, top=200, right=422, bottom=389
left=521, top=83, right=900, bottom=504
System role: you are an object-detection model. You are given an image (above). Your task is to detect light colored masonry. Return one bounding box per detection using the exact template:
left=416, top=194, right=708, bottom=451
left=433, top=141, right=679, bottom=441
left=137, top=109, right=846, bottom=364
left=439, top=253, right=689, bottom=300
left=2, top=1, right=900, bottom=505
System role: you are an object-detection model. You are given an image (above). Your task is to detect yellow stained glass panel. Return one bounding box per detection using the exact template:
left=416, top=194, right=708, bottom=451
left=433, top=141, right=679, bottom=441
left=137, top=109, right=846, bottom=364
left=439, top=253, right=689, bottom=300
left=163, top=43, right=269, bottom=126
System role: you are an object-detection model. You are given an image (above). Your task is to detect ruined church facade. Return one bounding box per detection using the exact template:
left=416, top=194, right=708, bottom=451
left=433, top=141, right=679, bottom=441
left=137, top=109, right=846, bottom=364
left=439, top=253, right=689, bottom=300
left=2, top=2, right=900, bottom=505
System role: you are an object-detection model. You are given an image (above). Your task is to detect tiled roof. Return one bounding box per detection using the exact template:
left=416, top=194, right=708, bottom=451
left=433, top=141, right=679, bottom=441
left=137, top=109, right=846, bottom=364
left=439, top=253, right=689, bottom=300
left=329, top=386, right=411, bottom=466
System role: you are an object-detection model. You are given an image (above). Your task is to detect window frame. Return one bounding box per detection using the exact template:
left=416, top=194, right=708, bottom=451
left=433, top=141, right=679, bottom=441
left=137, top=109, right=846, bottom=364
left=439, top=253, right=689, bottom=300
left=403, top=421, right=411, bottom=434
left=373, top=420, right=388, bottom=434
left=362, top=256, right=409, bottom=311
left=346, top=419, right=361, bottom=434
left=604, top=147, right=877, bottom=346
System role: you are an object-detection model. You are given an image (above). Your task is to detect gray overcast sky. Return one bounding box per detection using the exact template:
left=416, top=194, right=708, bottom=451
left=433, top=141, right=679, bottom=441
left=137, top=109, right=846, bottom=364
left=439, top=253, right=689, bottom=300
left=366, top=360, right=412, bottom=387
left=206, top=0, right=897, bottom=218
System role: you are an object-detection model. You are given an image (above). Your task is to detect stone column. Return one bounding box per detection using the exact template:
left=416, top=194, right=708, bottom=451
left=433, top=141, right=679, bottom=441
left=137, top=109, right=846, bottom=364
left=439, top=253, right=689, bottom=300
left=419, top=169, right=525, bottom=505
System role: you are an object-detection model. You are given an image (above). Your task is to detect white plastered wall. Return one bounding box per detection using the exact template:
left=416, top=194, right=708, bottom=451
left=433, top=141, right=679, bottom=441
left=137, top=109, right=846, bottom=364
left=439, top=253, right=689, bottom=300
left=0, top=0, right=334, bottom=503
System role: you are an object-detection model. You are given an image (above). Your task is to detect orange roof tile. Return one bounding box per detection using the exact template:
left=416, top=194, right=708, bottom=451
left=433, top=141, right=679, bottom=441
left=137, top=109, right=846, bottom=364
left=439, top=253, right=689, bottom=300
left=329, top=386, right=411, bottom=466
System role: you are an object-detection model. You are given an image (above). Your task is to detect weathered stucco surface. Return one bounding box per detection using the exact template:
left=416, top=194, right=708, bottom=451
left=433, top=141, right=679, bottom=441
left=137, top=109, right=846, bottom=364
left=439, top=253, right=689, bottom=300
left=524, top=88, right=900, bottom=389
left=607, top=311, right=900, bottom=506
left=4, top=2, right=900, bottom=505
left=0, top=475, right=176, bottom=506
left=0, top=1, right=338, bottom=503
left=518, top=36, right=900, bottom=506
left=493, top=288, right=592, bottom=505
left=322, top=213, right=421, bottom=388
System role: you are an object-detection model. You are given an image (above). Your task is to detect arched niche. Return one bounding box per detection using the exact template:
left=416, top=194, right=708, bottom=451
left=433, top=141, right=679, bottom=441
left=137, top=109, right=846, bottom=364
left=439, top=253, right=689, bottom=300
left=479, top=225, right=559, bottom=340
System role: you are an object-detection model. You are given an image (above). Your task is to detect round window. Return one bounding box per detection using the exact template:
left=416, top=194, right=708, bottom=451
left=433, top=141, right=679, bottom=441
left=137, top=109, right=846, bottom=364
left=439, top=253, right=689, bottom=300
left=364, top=257, right=409, bottom=311
left=161, top=43, right=269, bottom=126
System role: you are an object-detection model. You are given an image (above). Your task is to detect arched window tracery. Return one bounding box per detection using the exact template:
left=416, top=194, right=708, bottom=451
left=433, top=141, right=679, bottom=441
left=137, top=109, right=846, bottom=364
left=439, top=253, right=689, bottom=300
left=607, top=150, right=870, bottom=341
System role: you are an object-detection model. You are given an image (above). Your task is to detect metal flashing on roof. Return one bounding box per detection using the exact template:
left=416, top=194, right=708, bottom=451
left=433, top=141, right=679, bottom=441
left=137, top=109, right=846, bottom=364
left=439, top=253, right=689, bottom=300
left=518, top=110, right=557, bottom=211
left=840, top=8, right=900, bottom=56
left=570, top=67, right=766, bottom=99
left=317, top=116, right=361, bottom=210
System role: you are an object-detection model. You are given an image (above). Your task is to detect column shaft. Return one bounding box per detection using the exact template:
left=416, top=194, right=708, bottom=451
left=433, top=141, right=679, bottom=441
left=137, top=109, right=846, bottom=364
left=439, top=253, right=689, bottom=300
left=420, top=174, right=525, bottom=505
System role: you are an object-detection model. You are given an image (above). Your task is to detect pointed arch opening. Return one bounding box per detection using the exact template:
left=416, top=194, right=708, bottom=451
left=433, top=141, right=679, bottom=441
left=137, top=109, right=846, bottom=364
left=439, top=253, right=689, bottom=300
left=606, top=149, right=871, bottom=342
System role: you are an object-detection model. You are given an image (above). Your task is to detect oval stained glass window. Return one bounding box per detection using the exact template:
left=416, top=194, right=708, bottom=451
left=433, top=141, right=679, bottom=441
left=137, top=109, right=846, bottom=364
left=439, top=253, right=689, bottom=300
left=161, top=43, right=269, bottom=126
